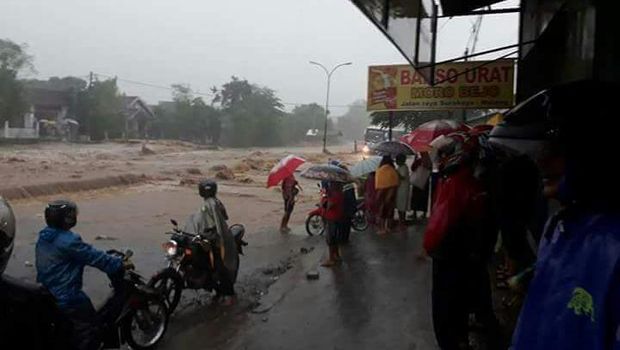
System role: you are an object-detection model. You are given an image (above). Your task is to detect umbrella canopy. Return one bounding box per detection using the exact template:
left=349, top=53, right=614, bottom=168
left=266, top=155, right=306, bottom=188
left=300, top=165, right=355, bottom=183
left=371, top=141, right=415, bottom=156
left=400, top=119, right=469, bottom=152
left=350, top=156, right=382, bottom=178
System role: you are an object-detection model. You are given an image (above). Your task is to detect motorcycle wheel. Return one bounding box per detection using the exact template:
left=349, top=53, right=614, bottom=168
left=351, top=209, right=369, bottom=231
left=147, top=268, right=183, bottom=314
left=122, top=297, right=169, bottom=350
left=305, top=214, right=325, bottom=236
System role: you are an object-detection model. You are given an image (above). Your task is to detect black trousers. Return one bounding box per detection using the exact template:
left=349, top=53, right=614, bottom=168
left=62, top=302, right=101, bottom=350
left=432, top=258, right=469, bottom=350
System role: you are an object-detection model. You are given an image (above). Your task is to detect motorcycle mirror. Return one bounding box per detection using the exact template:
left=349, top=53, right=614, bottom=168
left=170, top=219, right=178, bottom=227
left=125, top=249, right=134, bottom=259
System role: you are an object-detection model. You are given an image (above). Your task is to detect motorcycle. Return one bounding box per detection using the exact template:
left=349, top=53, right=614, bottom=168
left=305, top=185, right=369, bottom=236
left=148, top=219, right=248, bottom=314
left=0, top=249, right=169, bottom=350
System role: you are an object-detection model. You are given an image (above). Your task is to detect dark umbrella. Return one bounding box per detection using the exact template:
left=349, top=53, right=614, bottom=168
left=371, top=141, right=415, bottom=156
left=300, top=165, right=355, bottom=183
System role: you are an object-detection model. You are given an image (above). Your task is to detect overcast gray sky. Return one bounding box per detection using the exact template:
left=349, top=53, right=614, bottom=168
left=0, top=0, right=518, bottom=114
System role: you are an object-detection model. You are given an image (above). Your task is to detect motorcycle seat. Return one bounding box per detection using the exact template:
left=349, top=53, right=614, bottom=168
left=0, top=274, right=48, bottom=295
left=230, top=224, right=245, bottom=239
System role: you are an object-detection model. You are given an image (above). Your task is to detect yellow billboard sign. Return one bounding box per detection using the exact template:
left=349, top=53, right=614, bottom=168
left=367, top=59, right=515, bottom=111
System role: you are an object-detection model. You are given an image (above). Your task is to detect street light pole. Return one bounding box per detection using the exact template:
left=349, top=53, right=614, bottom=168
left=309, top=61, right=352, bottom=153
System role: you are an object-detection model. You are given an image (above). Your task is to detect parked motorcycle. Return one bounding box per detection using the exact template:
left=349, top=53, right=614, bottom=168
left=148, top=219, right=247, bottom=314
left=0, top=249, right=169, bottom=350
left=305, top=185, right=368, bottom=236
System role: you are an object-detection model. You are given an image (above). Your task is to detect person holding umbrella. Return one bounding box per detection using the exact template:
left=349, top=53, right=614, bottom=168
left=300, top=164, right=355, bottom=266
left=266, top=155, right=306, bottom=233
left=375, top=155, right=399, bottom=235
left=280, top=174, right=302, bottom=233
left=322, top=181, right=345, bottom=267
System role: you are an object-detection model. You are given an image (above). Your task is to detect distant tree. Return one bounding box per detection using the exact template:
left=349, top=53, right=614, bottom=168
left=280, top=103, right=325, bottom=145
left=152, top=85, right=221, bottom=144
left=217, top=76, right=284, bottom=147
left=0, top=39, right=34, bottom=125
left=335, top=100, right=370, bottom=140
left=76, top=78, right=123, bottom=140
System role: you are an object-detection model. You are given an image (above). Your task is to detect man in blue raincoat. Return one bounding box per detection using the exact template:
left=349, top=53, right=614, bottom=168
left=490, top=80, right=620, bottom=350
left=36, top=200, right=123, bottom=350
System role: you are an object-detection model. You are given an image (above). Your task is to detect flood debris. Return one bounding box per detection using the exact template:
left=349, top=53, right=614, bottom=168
left=95, top=235, right=117, bottom=241
left=186, top=167, right=202, bottom=175
left=140, top=144, right=156, bottom=155
left=306, top=270, right=320, bottom=280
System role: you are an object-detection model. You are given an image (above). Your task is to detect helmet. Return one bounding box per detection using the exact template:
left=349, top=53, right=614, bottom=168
left=0, top=197, right=16, bottom=275
left=430, top=132, right=475, bottom=174
left=45, top=200, right=78, bottom=231
left=198, top=179, right=218, bottom=198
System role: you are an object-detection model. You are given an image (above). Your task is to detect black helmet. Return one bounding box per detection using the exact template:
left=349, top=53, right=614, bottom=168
left=0, top=197, right=16, bottom=275
left=45, top=200, right=78, bottom=231
left=198, top=179, right=217, bottom=198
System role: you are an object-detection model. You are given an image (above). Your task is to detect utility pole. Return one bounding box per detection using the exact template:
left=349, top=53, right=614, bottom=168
left=88, top=72, right=94, bottom=89
left=309, top=61, right=352, bottom=153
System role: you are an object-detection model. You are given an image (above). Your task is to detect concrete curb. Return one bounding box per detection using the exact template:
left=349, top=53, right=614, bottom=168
left=0, top=173, right=148, bottom=200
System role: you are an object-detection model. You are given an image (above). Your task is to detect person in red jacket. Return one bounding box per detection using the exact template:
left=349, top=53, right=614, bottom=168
left=322, top=182, right=345, bottom=267
left=424, top=132, right=500, bottom=350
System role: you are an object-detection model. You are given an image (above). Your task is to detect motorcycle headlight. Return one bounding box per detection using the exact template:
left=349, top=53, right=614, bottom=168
left=162, top=241, right=178, bottom=257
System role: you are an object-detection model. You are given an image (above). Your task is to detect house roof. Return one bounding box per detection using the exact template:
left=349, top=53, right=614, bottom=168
left=26, top=88, right=71, bottom=108
left=122, top=96, right=155, bottom=120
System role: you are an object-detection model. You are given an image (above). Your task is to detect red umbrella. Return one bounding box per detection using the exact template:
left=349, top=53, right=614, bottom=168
left=266, top=155, right=306, bottom=188
left=400, top=119, right=469, bottom=152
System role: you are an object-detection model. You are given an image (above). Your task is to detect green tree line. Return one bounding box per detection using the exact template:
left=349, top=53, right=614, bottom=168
left=1, top=38, right=369, bottom=146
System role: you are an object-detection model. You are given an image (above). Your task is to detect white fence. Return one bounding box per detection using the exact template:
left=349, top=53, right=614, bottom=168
left=2, top=121, right=39, bottom=139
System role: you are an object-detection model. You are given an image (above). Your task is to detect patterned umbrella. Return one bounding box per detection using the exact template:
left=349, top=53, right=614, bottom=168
left=400, top=119, right=469, bottom=152
left=350, top=156, right=382, bottom=178
left=371, top=141, right=415, bottom=156
left=300, top=165, right=355, bottom=183
left=266, top=155, right=306, bottom=188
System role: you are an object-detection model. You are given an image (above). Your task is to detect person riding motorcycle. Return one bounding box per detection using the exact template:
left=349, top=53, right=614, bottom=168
left=35, top=199, right=124, bottom=350
left=184, top=179, right=236, bottom=305
left=490, top=80, right=620, bottom=350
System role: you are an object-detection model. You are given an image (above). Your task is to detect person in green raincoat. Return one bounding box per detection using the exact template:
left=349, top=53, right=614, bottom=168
left=184, top=179, right=238, bottom=305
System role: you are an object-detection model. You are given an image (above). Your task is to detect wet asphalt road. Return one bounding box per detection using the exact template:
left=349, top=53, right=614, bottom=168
left=161, top=225, right=437, bottom=350
left=4, top=186, right=437, bottom=350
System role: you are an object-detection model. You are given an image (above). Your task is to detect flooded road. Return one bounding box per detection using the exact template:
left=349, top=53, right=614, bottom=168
left=2, top=142, right=436, bottom=349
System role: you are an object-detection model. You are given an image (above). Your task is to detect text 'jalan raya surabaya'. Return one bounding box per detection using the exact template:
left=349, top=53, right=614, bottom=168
left=400, top=66, right=512, bottom=85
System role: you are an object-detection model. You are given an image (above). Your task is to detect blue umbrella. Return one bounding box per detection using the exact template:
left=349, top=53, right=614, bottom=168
left=350, top=156, right=382, bottom=178
left=300, top=165, right=355, bottom=183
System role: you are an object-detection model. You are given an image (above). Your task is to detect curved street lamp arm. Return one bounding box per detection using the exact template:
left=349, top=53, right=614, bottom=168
left=328, top=62, right=353, bottom=77
left=309, top=61, right=329, bottom=77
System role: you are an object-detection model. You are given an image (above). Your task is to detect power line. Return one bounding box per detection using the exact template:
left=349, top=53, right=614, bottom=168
left=91, top=72, right=355, bottom=109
